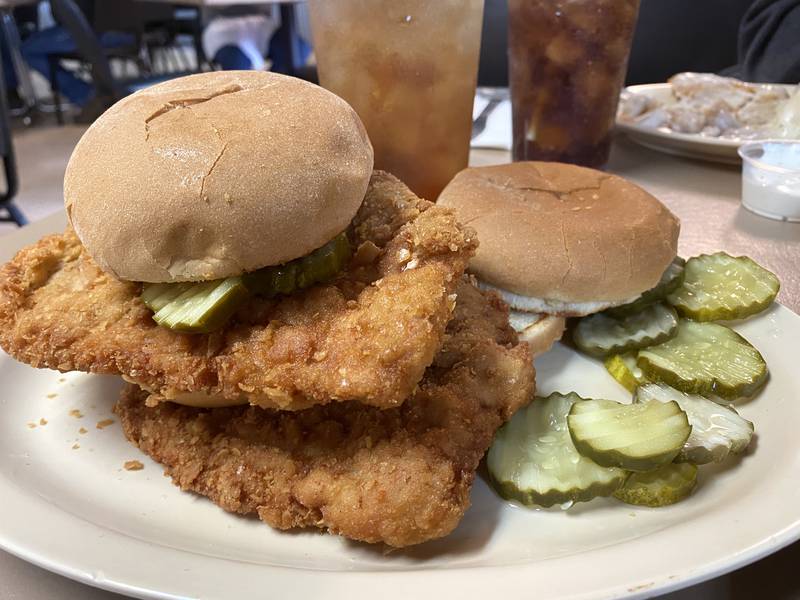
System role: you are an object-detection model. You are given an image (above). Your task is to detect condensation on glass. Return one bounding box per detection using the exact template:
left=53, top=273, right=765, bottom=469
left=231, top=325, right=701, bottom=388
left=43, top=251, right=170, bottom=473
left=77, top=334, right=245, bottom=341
left=309, top=0, right=485, bottom=200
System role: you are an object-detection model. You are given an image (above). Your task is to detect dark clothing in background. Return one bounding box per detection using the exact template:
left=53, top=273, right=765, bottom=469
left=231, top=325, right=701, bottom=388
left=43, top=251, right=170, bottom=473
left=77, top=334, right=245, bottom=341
left=736, top=0, right=800, bottom=83
left=625, top=0, right=754, bottom=85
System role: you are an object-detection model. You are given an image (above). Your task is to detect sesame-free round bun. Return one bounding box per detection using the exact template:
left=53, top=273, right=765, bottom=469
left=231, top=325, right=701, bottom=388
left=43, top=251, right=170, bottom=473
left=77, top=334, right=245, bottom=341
left=64, top=71, right=374, bottom=282
left=438, top=162, right=679, bottom=305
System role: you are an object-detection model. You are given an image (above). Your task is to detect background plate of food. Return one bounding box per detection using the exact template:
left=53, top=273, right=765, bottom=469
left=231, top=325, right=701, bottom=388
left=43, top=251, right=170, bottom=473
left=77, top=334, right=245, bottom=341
left=616, top=73, right=799, bottom=164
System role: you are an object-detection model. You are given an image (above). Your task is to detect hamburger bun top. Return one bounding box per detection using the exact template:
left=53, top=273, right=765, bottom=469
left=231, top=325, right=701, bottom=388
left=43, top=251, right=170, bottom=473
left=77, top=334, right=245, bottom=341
left=438, top=162, right=679, bottom=304
left=65, top=71, right=374, bottom=283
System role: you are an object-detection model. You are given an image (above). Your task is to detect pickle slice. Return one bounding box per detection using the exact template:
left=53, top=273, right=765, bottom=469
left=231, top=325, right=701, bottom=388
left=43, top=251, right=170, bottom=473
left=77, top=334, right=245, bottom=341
left=487, top=392, right=626, bottom=508
left=613, top=463, right=698, bottom=507
left=573, top=303, right=678, bottom=358
left=604, top=353, right=649, bottom=393
left=142, top=233, right=350, bottom=333
left=637, top=320, right=768, bottom=400
left=244, top=232, right=351, bottom=297
left=634, top=383, right=754, bottom=464
left=297, top=233, right=351, bottom=289
left=608, top=257, right=686, bottom=317
left=141, top=282, right=193, bottom=312
left=151, top=276, right=248, bottom=333
left=568, top=399, right=691, bottom=471
left=667, top=253, right=779, bottom=321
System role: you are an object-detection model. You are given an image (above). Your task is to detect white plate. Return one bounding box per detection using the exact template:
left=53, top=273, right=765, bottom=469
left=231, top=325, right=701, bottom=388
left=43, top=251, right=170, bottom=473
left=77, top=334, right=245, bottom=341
left=616, top=83, right=797, bottom=164
left=2, top=218, right=800, bottom=600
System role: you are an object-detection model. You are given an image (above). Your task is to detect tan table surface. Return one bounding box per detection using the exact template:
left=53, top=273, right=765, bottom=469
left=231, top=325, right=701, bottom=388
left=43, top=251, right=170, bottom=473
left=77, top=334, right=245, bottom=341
left=1, top=138, right=799, bottom=600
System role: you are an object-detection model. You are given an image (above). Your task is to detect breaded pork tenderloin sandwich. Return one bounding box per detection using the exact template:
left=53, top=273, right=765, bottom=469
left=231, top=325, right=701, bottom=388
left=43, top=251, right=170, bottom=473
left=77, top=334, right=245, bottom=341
left=0, top=71, right=537, bottom=547
left=0, top=70, right=479, bottom=411
left=438, top=162, right=680, bottom=355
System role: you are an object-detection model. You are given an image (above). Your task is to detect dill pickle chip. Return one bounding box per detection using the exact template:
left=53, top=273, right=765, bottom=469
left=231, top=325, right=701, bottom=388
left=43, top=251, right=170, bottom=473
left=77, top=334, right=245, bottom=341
left=634, top=383, right=754, bottom=464
left=607, top=257, right=686, bottom=317
left=151, top=276, right=248, bottom=333
left=244, top=232, right=351, bottom=297
left=143, top=234, right=351, bottom=332
left=604, top=353, right=649, bottom=393
left=567, top=398, right=691, bottom=472
left=637, top=320, right=768, bottom=400
left=141, top=282, right=193, bottom=312
left=272, top=263, right=298, bottom=295
left=487, top=392, right=626, bottom=508
left=667, top=253, right=779, bottom=321
left=573, top=303, right=678, bottom=357
left=613, top=463, right=698, bottom=507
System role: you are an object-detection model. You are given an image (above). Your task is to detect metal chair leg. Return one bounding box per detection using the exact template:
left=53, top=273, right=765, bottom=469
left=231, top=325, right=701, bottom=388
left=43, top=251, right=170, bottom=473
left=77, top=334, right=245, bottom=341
left=1, top=201, right=26, bottom=226
left=1, top=9, right=37, bottom=112
left=47, top=56, right=65, bottom=126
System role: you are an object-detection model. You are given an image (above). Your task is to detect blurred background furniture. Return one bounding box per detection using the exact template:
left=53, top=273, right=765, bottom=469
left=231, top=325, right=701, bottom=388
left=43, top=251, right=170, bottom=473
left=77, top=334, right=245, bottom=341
left=48, top=0, right=196, bottom=120
left=139, top=0, right=309, bottom=78
left=0, top=0, right=40, bottom=119
left=0, top=58, right=23, bottom=225
left=47, top=0, right=204, bottom=123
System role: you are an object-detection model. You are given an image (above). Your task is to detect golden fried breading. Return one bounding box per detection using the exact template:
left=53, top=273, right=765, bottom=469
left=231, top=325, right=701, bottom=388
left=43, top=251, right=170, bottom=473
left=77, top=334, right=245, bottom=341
left=116, top=282, right=534, bottom=547
left=0, top=172, right=476, bottom=410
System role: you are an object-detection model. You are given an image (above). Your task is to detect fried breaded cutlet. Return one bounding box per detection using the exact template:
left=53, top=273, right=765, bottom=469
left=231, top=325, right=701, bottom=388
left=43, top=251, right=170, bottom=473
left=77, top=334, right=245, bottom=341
left=0, top=172, right=476, bottom=410
left=116, top=281, right=534, bottom=547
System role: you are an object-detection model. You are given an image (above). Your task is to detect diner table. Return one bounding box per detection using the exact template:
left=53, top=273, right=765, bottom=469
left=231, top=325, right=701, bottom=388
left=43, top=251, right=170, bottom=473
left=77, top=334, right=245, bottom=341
left=0, top=135, right=799, bottom=599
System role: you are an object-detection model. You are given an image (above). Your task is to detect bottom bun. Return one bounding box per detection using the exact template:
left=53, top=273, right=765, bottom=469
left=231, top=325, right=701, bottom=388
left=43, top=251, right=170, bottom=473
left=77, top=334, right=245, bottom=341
left=477, top=279, right=638, bottom=317
left=509, top=311, right=566, bottom=357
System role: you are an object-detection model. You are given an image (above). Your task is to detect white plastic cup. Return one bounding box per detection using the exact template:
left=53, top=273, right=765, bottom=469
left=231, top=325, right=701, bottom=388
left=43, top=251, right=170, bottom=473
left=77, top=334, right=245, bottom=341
left=738, top=140, right=800, bottom=222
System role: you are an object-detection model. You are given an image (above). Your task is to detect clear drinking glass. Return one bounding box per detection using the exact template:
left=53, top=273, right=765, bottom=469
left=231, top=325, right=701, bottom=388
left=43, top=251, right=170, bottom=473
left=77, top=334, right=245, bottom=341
left=308, top=0, right=485, bottom=201
left=508, top=0, right=640, bottom=167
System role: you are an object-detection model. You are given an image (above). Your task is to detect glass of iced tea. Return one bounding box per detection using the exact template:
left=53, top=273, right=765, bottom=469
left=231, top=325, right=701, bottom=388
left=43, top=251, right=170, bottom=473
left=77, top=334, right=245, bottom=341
left=508, top=0, right=640, bottom=167
left=308, top=0, right=484, bottom=201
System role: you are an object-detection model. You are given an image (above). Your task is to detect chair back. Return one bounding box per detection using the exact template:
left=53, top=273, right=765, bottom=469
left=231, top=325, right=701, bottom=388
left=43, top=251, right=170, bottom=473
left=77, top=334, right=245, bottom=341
left=49, top=0, right=120, bottom=99
left=93, top=0, right=173, bottom=35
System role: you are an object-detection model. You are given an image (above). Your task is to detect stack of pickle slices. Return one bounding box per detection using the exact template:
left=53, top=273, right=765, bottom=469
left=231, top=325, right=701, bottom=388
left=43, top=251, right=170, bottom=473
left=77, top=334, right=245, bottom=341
left=488, top=252, right=779, bottom=509
left=140, top=233, right=352, bottom=333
